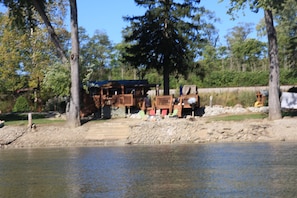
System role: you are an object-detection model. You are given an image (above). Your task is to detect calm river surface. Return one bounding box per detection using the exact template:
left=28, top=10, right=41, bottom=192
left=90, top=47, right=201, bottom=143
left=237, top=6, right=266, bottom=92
left=1, top=143, right=297, bottom=198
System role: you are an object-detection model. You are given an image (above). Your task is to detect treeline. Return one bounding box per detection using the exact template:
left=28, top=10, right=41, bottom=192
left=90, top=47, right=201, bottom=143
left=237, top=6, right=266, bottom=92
left=1, top=0, right=297, bottom=113
left=140, top=69, right=297, bottom=89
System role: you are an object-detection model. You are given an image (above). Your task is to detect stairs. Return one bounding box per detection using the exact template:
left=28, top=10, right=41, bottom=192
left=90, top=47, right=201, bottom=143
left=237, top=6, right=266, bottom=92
left=85, top=119, right=134, bottom=143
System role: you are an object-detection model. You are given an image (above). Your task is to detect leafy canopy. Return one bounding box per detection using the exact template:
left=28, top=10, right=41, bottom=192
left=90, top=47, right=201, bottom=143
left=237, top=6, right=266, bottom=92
left=0, top=0, right=47, bottom=30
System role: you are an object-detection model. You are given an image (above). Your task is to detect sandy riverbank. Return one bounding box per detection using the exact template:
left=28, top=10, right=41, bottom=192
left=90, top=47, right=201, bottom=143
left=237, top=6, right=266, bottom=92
left=0, top=114, right=296, bottom=149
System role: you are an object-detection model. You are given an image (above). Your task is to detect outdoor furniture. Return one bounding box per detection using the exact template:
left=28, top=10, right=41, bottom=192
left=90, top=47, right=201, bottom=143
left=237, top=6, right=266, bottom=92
left=0, top=120, right=4, bottom=128
left=155, top=95, right=174, bottom=115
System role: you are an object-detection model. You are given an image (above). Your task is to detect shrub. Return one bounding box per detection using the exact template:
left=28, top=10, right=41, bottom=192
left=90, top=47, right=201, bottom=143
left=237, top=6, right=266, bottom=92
left=13, top=96, right=30, bottom=112
left=0, top=94, right=15, bottom=113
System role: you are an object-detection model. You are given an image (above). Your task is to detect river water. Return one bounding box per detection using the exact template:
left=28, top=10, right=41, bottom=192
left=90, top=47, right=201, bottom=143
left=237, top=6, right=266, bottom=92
left=0, top=143, right=297, bottom=198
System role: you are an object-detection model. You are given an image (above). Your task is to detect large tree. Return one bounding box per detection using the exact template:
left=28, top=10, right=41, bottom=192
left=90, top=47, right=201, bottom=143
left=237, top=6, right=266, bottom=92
left=123, top=0, right=204, bottom=95
left=67, top=0, right=80, bottom=127
left=224, top=0, right=285, bottom=120
left=1, top=0, right=81, bottom=127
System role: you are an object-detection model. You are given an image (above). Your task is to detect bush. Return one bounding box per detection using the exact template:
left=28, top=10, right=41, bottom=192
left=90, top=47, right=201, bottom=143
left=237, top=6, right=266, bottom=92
left=44, top=96, right=68, bottom=113
left=13, top=96, right=30, bottom=112
left=0, top=100, right=13, bottom=113
left=0, top=94, right=15, bottom=113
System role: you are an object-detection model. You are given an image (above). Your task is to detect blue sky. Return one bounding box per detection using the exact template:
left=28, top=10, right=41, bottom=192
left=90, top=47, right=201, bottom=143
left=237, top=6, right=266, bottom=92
left=77, top=0, right=264, bottom=45
left=0, top=1, right=264, bottom=45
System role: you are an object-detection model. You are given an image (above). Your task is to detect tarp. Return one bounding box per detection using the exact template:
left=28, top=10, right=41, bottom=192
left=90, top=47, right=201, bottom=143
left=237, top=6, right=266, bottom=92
left=87, top=80, right=151, bottom=88
left=182, top=85, right=198, bottom=95
left=281, top=92, right=297, bottom=109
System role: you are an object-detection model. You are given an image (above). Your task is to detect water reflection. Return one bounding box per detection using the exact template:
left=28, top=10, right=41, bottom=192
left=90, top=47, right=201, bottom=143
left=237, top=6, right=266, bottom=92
left=0, top=143, right=297, bottom=197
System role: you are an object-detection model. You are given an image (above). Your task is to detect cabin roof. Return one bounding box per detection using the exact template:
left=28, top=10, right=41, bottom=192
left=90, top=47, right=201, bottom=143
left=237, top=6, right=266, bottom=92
left=87, top=80, right=157, bottom=88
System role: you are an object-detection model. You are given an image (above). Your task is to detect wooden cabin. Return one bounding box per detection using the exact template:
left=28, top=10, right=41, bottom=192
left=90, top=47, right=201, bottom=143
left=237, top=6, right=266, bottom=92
left=80, top=80, right=158, bottom=118
left=80, top=80, right=200, bottom=119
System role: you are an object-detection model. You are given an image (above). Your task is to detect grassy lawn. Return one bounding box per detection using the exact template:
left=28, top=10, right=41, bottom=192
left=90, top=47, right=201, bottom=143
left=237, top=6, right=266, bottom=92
left=4, top=119, right=66, bottom=126
left=0, top=112, right=108, bottom=126
left=208, top=113, right=268, bottom=122
left=0, top=113, right=66, bottom=126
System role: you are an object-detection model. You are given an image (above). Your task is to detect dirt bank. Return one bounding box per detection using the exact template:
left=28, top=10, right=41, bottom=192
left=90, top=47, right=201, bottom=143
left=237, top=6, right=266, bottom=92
left=0, top=115, right=296, bottom=149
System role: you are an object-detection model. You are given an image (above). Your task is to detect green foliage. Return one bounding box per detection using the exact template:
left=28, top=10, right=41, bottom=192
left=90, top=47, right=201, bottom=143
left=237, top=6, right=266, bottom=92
left=169, top=70, right=297, bottom=89
left=44, top=96, right=68, bottom=113
left=42, top=62, right=70, bottom=97
left=201, top=71, right=269, bottom=87
left=280, top=70, right=297, bottom=85
left=0, top=0, right=41, bottom=31
left=13, top=96, right=30, bottom=112
left=275, top=0, right=297, bottom=69
left=145, top=70, right=162, bottom=85
left=0, top=100, right=13, bottom=113
left=80, top=30, right=113, bottom=82
left=210, top=113, right=268, bottom=122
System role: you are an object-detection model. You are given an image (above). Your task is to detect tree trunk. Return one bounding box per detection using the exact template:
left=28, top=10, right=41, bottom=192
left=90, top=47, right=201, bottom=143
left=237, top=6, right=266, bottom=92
left=31, top=0, right=68, bottom=64
left=163, top=59, right=170, bottom=95
left=66, top=0, right=81, bottom=127
left=264, top=10, right=282, bottom=120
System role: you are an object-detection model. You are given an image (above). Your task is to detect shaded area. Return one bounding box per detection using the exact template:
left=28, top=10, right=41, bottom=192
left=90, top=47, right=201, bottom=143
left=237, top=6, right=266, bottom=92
left=0, top=113, right=48, bottom=122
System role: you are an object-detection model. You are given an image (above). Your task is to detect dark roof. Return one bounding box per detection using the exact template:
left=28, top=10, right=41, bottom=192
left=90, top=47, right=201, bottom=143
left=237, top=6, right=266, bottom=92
left=87, top=80, right=157, bottom=88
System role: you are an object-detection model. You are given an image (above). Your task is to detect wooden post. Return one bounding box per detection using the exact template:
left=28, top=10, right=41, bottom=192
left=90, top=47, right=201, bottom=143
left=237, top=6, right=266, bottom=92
left=156, top=85, right=160, bottom=96
left=210, top=95, right=213, bottom=107
left=28, top=113, right=32, bottom=128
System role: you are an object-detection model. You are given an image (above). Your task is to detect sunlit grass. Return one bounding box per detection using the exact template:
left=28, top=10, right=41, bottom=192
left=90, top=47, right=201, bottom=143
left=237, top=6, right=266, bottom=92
left=1, top=112, right=108, bottom=126
left=208, top=113, right=268, bottom=122
left=0, top=113, right=66, bottom=126
left=4, top=119, right=65, bottom=126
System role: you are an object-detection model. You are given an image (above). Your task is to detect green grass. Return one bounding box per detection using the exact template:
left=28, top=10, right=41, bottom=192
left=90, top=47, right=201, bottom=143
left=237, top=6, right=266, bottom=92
left=0, top=113, right=66, bottom=126
left=0, top=112, right=107, bottom=126
left=4, top=119, right=65, bottom=126
left=209, top=113, right=268, bottom=122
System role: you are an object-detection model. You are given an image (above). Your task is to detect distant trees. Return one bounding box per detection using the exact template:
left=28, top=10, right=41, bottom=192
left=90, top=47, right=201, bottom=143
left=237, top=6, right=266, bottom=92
left=225, top=23, right=267, bottom=71
left=80, top=30, right=113, bottom=81
left=275, top=0, right=297, bottom=69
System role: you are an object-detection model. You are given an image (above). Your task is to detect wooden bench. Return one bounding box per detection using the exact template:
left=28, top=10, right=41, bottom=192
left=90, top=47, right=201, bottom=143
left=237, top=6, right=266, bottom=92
left=155, top=95, right=173, bottom=114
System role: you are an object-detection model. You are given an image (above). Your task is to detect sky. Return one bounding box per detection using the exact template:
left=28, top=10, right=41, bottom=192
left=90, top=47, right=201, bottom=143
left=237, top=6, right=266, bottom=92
left=76, top=0, right=264, bottom=45
left=0, top=1, right=264, bottom=45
